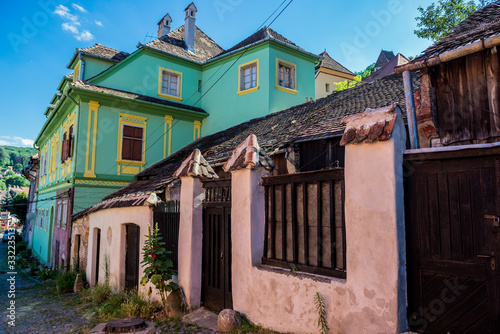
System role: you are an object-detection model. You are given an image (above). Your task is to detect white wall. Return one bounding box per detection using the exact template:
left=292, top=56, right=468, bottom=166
left=85, top=205, right=159, bottom=300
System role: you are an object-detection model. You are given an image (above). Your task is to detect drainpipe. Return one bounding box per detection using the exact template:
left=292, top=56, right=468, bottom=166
left=402, top=70, right=420, bottom=149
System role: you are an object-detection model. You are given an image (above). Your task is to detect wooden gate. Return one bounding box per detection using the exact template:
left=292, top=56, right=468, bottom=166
left=125, top=224, right=140, bottom=291
left=405, top=149, right=500, bottom=333
left=202, top=179, right=232, bottom=311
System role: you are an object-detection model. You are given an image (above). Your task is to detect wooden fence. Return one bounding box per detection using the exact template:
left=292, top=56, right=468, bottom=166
left=262, top=169, right=346, bottom=278
left=153, top=200, right=180, bottom=271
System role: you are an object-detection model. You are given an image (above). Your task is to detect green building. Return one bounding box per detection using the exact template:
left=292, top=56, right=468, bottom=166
left=32, top=2, right=318, bottom=267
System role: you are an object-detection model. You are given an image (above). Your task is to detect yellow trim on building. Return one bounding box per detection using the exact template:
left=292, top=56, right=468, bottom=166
left=116, top=113, right=148, bottom=175
left=158, top=67, right=183, bottom=101
left=164, top=115, right=173, bottom=158
left=122, top=165, right=140, bottom=175
left=275, top=57, right=298, bottom=95
left=237, top=59, right=259, bottom=95
left=193, top=120, right=201, bottom=140
left=74, top=179, right=130, bottom=187
left=74, top=63, right=81, bottom=81
left=84, top=101, right=100, bottom=178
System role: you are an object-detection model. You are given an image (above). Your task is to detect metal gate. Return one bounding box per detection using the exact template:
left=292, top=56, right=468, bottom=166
left=405, top=148, right=500, bottom=333
left=202, top=179, right=232, bottom=311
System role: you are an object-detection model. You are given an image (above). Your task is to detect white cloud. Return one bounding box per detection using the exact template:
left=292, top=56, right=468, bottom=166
left=62, top=22, right=79, bottom=34
left=76, top=30, right=94, bottom=41
left=54, top=4, right=79, bottom=23
left=95, top=20, right=103, bottom=27
left=72, top=3, right=87, bottom=13
left=0, top=136, right=34, bottom=147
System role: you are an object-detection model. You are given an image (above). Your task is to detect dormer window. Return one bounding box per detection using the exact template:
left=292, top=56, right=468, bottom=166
left=158, top=67, right=183, bottom=101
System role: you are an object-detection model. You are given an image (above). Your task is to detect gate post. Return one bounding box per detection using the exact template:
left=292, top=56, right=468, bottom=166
left=223, top=135, right=276, bottom=309
left=340, top=104, right=408, bottom=332
left=173, top=149, right=218, bottom=309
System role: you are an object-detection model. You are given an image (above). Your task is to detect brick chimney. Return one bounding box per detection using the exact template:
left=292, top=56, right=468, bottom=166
left=158, top=13, right=172, bottom=38
left=184, top=2, right=197, bottom=53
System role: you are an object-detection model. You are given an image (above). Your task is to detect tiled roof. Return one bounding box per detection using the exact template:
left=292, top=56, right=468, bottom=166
left=364, top=53, right=409, bottom=83
left=72, top=192, right=157, bottom=221
left=97, top=72, right=419, bottom=203
left=221, top=27, right=302, bottom=55
left=68, top=43, right=129, bottom=67
left=412, top=1, right=500, bottom=62
left=375, top=50, right=395, bottom=69
left=173, top=149, right=218, bottom=179
left=340, top=104, right=400, bottom=146
left=316, top=51, right=355, bottom=76
left=222, top=134, right=277, bottom=172
left=145, top=25, right=225, bottom=63
left=70, top=80, right=207, bottom=114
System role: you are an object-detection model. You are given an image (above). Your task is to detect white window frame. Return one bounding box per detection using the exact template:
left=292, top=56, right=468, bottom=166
left=276, top=58, right=297, bottom=94
left=237, top=59, right=259, bottom=95
left=158, top=67, right=182, bottom=101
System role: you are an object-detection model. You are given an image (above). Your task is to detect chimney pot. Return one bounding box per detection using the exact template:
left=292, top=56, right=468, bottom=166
left=184, top=2, right=197, bottom=53
left=158, top=13, right=172, bottom=38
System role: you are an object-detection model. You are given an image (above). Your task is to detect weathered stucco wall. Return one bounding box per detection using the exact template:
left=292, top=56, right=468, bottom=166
left=229, top=109, right=407, bottom=333
left=71, top=215, right=89, bottom=272
left=85, top=205, right=159, bottom=300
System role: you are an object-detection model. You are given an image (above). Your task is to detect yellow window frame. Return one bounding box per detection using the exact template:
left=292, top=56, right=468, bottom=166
left=237, top=59, right=259, bottom=95
left=275, top=57, right=297, bottom=95
left=116, top=113, right=148, bottom=166
left=158, top=67, right=183, bottom=101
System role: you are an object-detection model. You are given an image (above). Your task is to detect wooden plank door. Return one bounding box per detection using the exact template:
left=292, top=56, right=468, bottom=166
left=405, top=154, right=500, bottom=333
left=202, top=206, right=232, bottom=311
left=125, top=224, right=140, bottom=291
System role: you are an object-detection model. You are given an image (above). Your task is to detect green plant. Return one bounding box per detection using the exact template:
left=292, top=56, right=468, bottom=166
left=39, top=266, right=57, bottom=280
left=315, top=292, right=329, bottom=334
left=55, top=270, right=81, bottom=294
left=15, top=241, right=27, bottom=253
left=102, top=253, right=110, bottom=285
left=290, top=264, right=298, bottom=272
left=140, top=223, right=178, bottom=313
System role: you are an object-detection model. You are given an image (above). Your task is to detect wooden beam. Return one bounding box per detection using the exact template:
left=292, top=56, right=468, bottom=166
left=403, top=70, right=420, bottom=149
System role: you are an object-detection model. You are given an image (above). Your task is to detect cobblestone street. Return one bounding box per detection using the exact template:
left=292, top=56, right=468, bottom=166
left=0, top=241, right=96, bottom=334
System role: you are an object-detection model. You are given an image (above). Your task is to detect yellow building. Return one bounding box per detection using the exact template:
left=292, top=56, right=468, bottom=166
left=315, top=51, right=356, bottom=99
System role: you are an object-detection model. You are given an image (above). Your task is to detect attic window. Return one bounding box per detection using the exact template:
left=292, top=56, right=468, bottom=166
left=158, top=67, right=183, bottom=101
left=238, top=59, right=259, bottom=95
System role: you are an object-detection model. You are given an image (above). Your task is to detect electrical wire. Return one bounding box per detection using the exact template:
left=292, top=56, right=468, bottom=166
left=100, top=0, right=295, bottom=176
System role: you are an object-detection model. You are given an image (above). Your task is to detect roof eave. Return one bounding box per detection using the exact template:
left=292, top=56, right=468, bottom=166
left=395, top=32, right=500, bottom=74
left=70, top=84, right=208, bottom=117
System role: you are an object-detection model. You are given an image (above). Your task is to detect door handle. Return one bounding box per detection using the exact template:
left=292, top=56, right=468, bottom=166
left=477, top=254, right=494, bottom=258
left=477, top=252, right=495, bottom=271
left=484, top=215, right=500, bottom=227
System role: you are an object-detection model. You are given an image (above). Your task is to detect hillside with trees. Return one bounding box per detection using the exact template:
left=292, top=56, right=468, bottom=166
left=0, top=145, right=36, bottom=189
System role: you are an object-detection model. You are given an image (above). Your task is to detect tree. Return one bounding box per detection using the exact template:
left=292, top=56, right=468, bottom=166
left=5, top=175, right=29, bottom=188
left=9, top=192, right=28, bottom=225
left=415, top=0, right=493, bottom=41
left=13, top=163, right=23, bottom=173
left=355, top=63, right=376, bottom=80
left=0, top=180, right=6, bottom=191
left=334, top=75, right=362, bottom=92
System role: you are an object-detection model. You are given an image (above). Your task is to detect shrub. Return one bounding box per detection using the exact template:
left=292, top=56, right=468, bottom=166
left=55, top=270, right=85, bottom=294
left=15, top=241, right=27, bottom=253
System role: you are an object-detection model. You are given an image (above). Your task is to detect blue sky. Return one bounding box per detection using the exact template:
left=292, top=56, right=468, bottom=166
left=0, top=0, right=439, bottom=147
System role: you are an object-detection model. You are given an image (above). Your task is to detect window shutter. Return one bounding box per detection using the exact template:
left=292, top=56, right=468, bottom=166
left=68, top=125, right=74, bottom=158
left=291, top=66, right=295, bottom=89
left=61, top=132, right=67, bottom=163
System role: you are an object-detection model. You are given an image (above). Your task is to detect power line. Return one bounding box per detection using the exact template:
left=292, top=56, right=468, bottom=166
left=100, top=0, right=295, bottom=176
